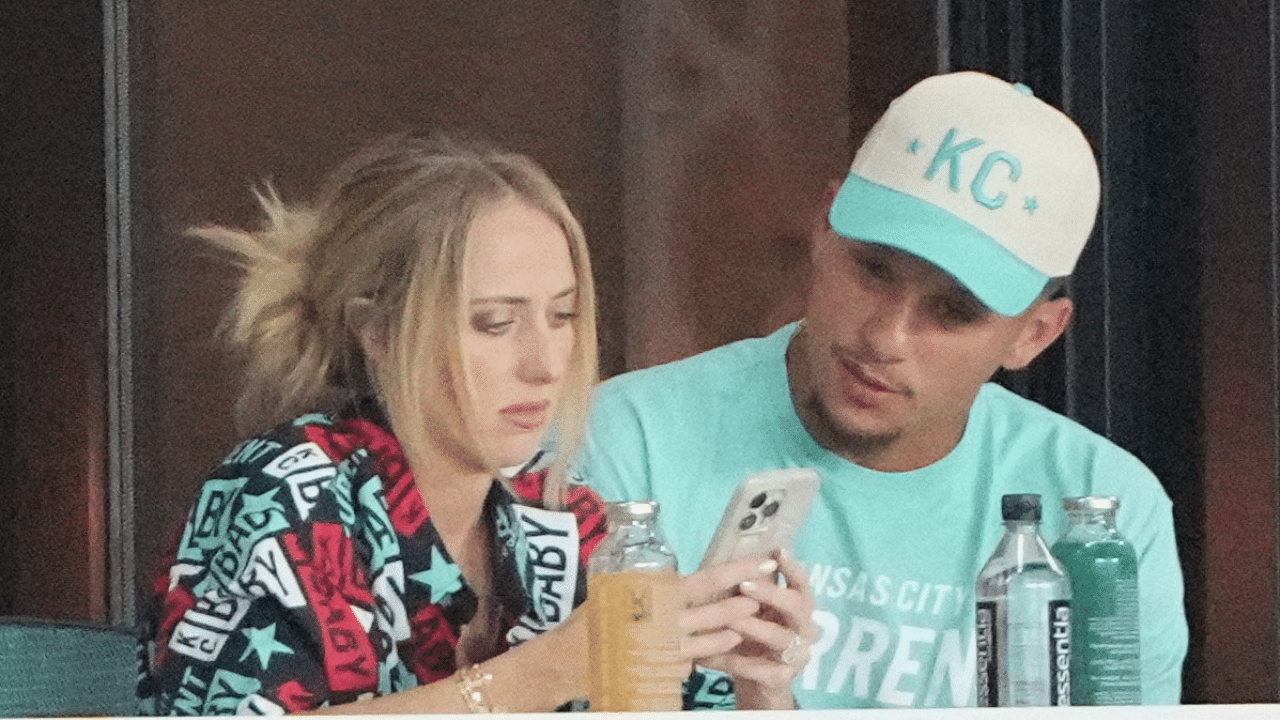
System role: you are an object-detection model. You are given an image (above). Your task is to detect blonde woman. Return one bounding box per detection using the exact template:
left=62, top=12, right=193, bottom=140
left=138, top=130, right=782, bottom=714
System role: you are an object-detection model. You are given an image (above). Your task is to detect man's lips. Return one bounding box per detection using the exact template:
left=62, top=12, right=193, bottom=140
left=838, top=358, right=906, bottom=402
left=501, top=401, right=551, bottom=430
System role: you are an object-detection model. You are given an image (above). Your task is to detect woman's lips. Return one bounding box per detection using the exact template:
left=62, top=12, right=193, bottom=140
left=501, top=401, right=551, bottom=430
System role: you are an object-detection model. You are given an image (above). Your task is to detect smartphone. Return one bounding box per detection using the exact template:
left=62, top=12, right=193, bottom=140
left=699, top=467, right=820, bottom=571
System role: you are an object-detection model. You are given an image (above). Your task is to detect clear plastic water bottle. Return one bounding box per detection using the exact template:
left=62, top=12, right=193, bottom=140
left=976, top=493, right=1072, bottom=706
left=1051, top=495, right=1141, bottom=705
left=587, top=500, right=682, bottom=711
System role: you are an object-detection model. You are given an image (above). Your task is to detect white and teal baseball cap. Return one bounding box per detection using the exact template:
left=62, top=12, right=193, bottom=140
left=829, top=71, right=1101, bottom=316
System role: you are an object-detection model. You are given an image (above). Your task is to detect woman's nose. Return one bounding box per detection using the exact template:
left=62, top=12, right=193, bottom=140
left=517, top=322, right=567, bottom=384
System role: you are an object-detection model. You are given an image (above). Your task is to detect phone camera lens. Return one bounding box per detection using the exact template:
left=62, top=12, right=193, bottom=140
left=749, top=492, right=767, bottom=509
left=738, top=513, right=757, bottom=531
left=762, top=501, right=780, bottom=517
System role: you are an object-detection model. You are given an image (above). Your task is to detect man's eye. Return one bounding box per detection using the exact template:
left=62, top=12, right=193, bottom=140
left=934, top=299, right=984, bottom=327
left=858, top=257, right=893, bottom=281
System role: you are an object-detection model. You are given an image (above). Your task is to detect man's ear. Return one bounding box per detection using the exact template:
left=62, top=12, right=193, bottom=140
left=824, top=178, right=842, bottom=208
left=817, top=179, right=842, bottom=230
left=1002, top=297, right=1074, bottom=371
left=808, top=179, right=845, bottom=259
left=345, top=297, right=390, bottom=369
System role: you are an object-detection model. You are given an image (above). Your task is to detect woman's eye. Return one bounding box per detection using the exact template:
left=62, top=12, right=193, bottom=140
left=470, top=312, right=513, bottom=334
left=549, top=296, right=579, bottom=327
left=550, top=308, right=579, bottom=327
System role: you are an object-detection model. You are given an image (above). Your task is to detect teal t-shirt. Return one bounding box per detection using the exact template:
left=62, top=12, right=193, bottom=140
left=576, top=323, right=1186, bottom=708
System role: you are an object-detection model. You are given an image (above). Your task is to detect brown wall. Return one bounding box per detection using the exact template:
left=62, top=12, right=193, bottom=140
left=615, top=2, right=936, bottom=370
left=617, top=1, right=851, bottom=367
left=1193, top=0, right=1280, bottom=701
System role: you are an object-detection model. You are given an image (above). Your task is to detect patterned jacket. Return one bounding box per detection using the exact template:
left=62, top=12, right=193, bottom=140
left=138, top=412, right=607, bottom=714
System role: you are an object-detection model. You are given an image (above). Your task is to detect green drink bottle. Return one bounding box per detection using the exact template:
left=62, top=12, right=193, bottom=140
left=1051, top=496, right=1141, bottom=705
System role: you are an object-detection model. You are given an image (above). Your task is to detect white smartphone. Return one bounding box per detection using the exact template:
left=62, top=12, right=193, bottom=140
left=699, top=467, right=820, bottom=570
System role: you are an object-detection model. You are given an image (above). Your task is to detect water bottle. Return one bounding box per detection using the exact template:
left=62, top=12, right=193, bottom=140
left=586, top=500, right=682, bottom=711
left=1051, top=495, right=1141, bottom=705
left=976, top=493, right=1072, bottom=706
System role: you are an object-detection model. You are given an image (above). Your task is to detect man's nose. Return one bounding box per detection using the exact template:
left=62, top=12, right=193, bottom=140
left=861, top=291, right=917, bottom=357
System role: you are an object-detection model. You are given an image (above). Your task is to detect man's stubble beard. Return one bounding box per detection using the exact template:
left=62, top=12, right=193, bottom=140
left=787, top=326, right=902, bottom=464
left=800, top=389, right=902, bottom=463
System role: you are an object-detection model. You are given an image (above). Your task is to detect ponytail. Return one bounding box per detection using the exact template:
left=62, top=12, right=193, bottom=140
left=192, top=187, right=354, bottom=434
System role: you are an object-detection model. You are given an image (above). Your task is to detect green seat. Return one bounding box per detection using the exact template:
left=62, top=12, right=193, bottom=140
left=0, top=617, right=137, bottom=716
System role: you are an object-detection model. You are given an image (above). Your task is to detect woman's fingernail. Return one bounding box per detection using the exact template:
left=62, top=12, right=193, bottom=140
left=740, top=580, right=758, bottom=593
left=760, top=559, right=779, bottom=573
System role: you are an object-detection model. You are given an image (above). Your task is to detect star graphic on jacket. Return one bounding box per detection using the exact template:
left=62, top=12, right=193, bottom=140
left=409, top=545, right=465, bottom=603
left=240, top=487, right=285, bottom=517
left=240, top=623, right=294, bottom=670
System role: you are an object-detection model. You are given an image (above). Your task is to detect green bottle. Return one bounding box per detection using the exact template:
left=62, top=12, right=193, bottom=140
left=1051, top=496, right=1141, bottom=705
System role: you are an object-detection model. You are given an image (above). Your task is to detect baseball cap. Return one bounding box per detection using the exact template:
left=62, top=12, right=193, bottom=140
left=828, top=71, right=1100, bottom=316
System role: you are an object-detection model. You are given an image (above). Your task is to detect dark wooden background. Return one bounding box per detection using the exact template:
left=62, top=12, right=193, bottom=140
left=1, top=0, right=1275, bottom=704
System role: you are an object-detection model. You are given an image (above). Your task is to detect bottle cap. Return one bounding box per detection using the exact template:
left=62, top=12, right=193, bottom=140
left=1062, top=495, right=1120, bottom=512
left=605, top=500, right=659, bottom=524
left=1001, top=493, right=1042, bottom=521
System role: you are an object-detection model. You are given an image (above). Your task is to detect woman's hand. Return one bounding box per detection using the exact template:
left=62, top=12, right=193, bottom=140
left=683, top=551, right=817, bottom=710
left=678, top=556, right=773, bottom=660
left=538, top=601, right=591, bottom=701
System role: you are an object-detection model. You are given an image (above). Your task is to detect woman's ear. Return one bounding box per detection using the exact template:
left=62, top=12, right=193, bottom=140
left=345, top=297, right=389, bottom=369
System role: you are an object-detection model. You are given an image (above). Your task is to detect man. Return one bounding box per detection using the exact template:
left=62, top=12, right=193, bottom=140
left=576, top=71, right=1187, bottom=708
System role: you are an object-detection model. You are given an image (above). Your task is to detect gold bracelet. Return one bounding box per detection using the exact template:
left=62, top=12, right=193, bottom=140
left=455, top=663, right=507, bottom=713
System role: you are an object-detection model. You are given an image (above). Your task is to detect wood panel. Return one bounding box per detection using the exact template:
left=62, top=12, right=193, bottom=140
left=0, top=2, right=108, bottom=621
left=1193, top=0, right=1280, bottom=702
left=617, top=0, right=862, bottom=369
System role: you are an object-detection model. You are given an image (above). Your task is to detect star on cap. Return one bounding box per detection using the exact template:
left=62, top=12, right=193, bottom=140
left=907, top=138, right=921, bottom=154
left=240, top=623, right=294, bottom=670
left=1024, top=196, right=1039, bottom=214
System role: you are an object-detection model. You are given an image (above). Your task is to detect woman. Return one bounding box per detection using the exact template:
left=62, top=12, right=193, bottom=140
left=138, top=130, right=808, bottom=714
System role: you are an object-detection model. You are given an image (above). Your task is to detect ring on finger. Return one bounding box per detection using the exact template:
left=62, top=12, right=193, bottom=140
left=780, top=632, right=805, bottom=664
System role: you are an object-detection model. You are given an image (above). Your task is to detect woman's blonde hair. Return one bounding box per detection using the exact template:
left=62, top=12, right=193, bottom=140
left=195, top=129, right=597, bottom=507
